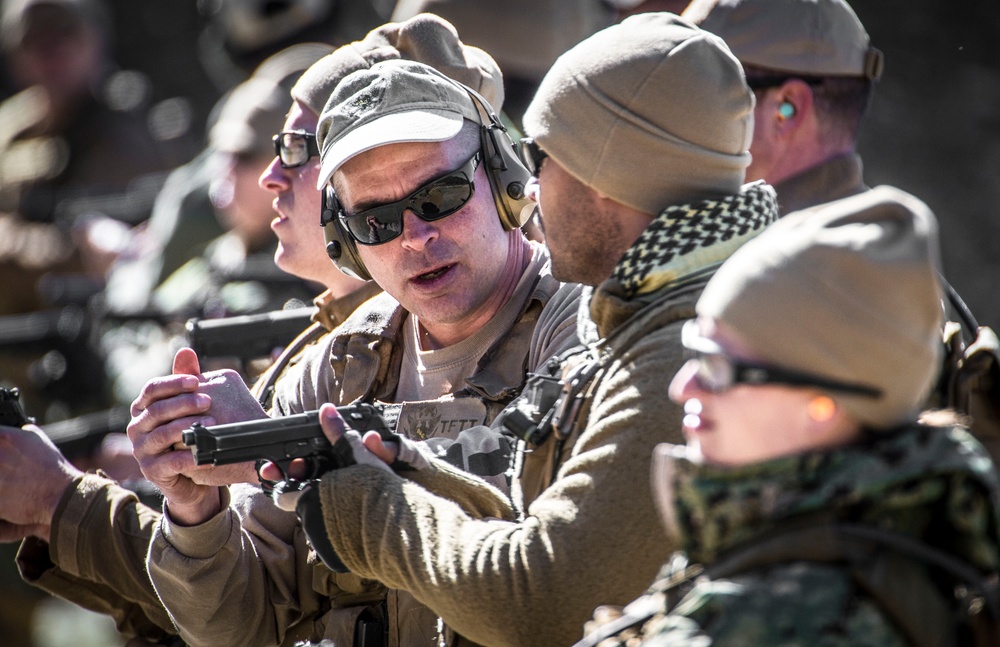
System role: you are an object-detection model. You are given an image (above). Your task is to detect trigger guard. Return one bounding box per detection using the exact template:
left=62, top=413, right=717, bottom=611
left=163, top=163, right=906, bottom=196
left=303, top=455, right=335, bottom=479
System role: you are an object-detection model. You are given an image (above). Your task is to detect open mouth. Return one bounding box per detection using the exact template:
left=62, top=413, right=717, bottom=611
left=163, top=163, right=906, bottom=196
left=415, top=265, right=452, bottom=282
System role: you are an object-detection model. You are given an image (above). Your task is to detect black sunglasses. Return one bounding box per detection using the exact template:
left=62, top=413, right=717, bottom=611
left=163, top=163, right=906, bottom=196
left=681, top=321, right=882, bottom=397
left=273, top=131, right=319, bottom=169
left=518, top=137, right=547, bottom=176
left=329, top=150, right=481, bottom=246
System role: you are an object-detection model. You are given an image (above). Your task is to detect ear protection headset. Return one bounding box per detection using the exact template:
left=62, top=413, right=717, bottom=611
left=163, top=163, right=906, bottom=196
left=321, top=83, right=533, bottom=281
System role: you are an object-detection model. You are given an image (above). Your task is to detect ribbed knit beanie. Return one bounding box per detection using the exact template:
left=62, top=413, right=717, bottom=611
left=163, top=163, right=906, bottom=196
left=522, top=12, right=753, bottom=214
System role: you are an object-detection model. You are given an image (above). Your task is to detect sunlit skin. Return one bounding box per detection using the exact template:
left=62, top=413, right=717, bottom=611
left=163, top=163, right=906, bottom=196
left=528, top=157, right=651, bottom=286
left=259, top=101, right=366, bottom=297
left=667, top=317, right=862, bottom=466
left=745, top=79, right=849, bottom=185
left=333, top=135, right=531, bottom=349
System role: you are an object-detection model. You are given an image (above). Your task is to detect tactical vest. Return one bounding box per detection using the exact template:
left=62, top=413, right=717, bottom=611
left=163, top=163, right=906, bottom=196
left=501, top=282, right=702, bottom=510
left=291, top=271, right=568, bottom=647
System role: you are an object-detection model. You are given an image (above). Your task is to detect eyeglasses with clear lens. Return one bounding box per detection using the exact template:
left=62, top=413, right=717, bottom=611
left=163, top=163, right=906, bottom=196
left=273, top=131, right=319, bottom=169
left=334, top=150, right=481, bottom=246
left=680, top=320, right=882, bottom=397
left=519, top=137, right=547, bottom=176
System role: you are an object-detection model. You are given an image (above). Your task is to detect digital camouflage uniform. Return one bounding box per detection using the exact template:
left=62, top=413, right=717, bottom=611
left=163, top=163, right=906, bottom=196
left=289, top=184, right=777, bottom=647
left=582, top=424, right=1000, bottom=646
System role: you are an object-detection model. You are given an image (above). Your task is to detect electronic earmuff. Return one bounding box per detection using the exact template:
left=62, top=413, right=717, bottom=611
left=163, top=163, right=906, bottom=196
left=321, top=81, right=533, bottom=282
left=322, top=186, right=369, bottom=280
left=778, top=101, right=796, bottom=120
left=466, top=85, right=534, bottom=231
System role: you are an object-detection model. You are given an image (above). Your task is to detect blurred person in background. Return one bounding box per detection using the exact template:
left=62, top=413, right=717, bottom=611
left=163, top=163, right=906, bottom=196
left=0, top=0, right=173, bottom=313
left=0, top=0, right=177, bottom=428
left=100, top=42, right=338, bottom=322
left=99, top=51, right=330, bottom=406
left=0, top=36, right=328, bottom=647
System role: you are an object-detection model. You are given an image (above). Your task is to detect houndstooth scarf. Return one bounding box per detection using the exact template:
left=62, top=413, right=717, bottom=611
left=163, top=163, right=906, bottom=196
left=612, top=181, right=778, bottom=298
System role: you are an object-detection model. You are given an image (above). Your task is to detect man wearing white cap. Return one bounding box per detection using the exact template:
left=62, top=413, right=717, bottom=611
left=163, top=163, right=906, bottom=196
left=132, top=15, right=581, bottom=647
left=1, top=14, right=580, bottom=647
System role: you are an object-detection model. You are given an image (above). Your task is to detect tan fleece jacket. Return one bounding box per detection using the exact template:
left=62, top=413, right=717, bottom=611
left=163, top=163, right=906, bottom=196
left=315, top=282, right=698, bottom=646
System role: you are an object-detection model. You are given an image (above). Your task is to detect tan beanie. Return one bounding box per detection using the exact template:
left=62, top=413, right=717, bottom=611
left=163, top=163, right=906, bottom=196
left=522, top=12, right=753, bottom=215
left=696, top=185, right=944, bottom=429
left=291, top=12, right=504, bottom=121
left=685, top=0, right=884, bottom=80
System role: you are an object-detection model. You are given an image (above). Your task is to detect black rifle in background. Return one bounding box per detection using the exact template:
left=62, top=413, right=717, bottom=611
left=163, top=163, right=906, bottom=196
left=0, top=386, right=130, bottom=459
left=185, top=306, right=314, bottom=368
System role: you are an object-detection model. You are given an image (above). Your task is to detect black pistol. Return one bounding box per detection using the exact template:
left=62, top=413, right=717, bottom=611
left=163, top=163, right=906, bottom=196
left=181, top=403, right=392, bottom=479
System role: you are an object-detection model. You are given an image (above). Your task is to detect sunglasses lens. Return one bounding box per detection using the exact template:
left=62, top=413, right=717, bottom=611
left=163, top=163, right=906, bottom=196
left=695, top=353, right=732, bottom=393
left=410, top=175, right=473, bottom=220
left=342, top=207, right=404, bottom=245
left=275, top=132, right=316, bottom=168
left=341, top=153, right=478, bottom=245
left=282, top=134, right=307, bottom=166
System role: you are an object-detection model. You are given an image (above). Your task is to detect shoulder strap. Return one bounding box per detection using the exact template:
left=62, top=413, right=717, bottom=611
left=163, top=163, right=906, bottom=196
left=565, top=279, right=704, bottom=412
left=554, top=283, right=701, bottom=437
left=940, top=274, right=979, bottom=342
left=935, top=275, right=1000, bottom=463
